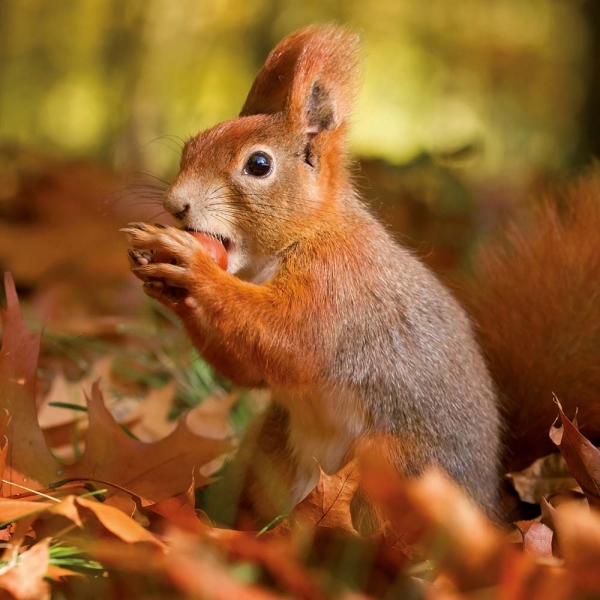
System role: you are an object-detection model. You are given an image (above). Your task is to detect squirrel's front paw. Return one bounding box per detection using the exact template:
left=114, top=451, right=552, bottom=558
left=122, top=222, right=205, bottom=306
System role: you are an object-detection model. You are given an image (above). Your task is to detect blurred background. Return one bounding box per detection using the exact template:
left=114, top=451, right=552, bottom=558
left=0, top=0, right=598, bottom=421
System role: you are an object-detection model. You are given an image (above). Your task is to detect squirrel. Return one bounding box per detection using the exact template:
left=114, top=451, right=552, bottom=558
left=123, top=24, right=600, bottom=528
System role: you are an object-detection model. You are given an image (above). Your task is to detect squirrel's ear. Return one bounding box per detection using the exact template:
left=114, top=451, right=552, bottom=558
left=241, top=25, right=361, bottom=137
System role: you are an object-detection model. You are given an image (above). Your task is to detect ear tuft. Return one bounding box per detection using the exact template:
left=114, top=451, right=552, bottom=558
left=241, top=24, right=362, bottom=135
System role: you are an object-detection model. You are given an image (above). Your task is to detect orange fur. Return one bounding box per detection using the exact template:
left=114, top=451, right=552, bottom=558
left=460, top=171, right=600, bottom=471
left=125, top=25, right=500, bottom=528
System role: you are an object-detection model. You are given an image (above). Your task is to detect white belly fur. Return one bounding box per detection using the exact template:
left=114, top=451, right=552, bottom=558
left=273, top=385, right=368, bottom=505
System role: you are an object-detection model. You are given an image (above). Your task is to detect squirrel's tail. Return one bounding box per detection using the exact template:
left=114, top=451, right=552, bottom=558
left=459, top=169, right=600, bottom=472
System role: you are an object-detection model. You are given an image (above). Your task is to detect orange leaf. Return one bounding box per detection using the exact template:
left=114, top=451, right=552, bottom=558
left=290, top=459, right=359, bottom=532
left=0, top=538, right=51, bottom=600
left=0, top=275, right=232, bottom=503
left=553, top=503, right=600, bottom=593
left=0, top=498, right=54, bottom=525
left=361, top=460, right=510, bottom=592
left=72, top=496, right=164, bottom=547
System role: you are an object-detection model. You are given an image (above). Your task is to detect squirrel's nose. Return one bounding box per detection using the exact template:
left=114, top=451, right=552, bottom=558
left=163, top=189, right=190, bottom=221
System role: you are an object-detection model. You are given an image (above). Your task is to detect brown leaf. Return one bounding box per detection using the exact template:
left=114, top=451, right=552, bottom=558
left=185, top=394, right=237, bottom=440
left=0, top=538, right=51, bottom=600
left=38, top=358, right=155, bottom=454
left=289, top=460, right=360, bottom=533
left=515, top=520, right=554, bottom=559
left=224, top=533, right=326, bottom=600
left=146, top=475, right=197, bottom=524
left=129, top=382, right=178, bottom=442
left=73, top=382, right=231, bottom=500
left=496, top=550, right=573, bottom=600
left=0, top=273, right=62, bottom=496
left=132, top=528, right=283, bottom=600
left=546, top=489, right=587, bottom=508
left=507, top=452, right=578, bottom=504
left=0, top=275, right=232, bottom=502
left=361, top=459, right=510, bottom=591
left=5, top=495, right=165, bottom=553
left=552, top=503, right=600, bottom=593
left=549, top=400, right=600, bottom=509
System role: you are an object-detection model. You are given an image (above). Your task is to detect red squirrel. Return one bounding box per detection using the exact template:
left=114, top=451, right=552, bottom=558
left=123, top=25, right=600, bottom=527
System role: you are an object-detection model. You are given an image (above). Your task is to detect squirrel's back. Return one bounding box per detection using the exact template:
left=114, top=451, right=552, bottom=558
left=282, top=199, right=501, bottom=513
left=356, top=210, right=500, bottom=510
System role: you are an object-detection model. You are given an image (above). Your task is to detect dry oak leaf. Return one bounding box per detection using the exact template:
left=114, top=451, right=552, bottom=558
left=549, top=399, right=600, bottom=510
left=0, top=499, right=54, bottom=526
left=0, top=274, right=59, bottom=497
left=38, top=359, right=151, bottom=455
left=144, top=474, right=198, bottom=531
left=514, top=520, right=554, bottom=560
left=56, top=495, right=165, bottom=547
left=360, top=462, right=511, bottom=592
left=0, top=538, right=51, bottom=600
left=289, top=459, right=360, bottom=533
left=506, top=452, right=578, bottom=505
left=495, top=549, right=574, bottom=600
left=88, top=530, right=282, bottom=600
left=4, top=495, right=164, bottom=562
left=0, top=272, right=231, bottom=502
left=552, top=502, right=600, bottom=594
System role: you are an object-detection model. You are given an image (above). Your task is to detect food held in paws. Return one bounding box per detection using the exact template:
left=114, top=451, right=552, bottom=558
left=189, top=231, right=228, bottom=270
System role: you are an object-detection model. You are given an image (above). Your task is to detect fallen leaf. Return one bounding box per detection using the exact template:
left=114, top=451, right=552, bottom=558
left=289, top=460, right=360, bottom=533
left=185, top=393, right=237, bottom=440
left=545, top=489, right=587, bottom=508
left=507, top=452, right=578, bottom=504
left=0, top=274, right=232, bottom=502
left=129, top=382, right=178, bottom=442
left=553, top=502, right=600, bottom=593
left=496, top=550, right=573, bottom=600
left=0, top=498, right=54, bottom=525
left=75, top=382, right=231, bottom=500
left=0, top=273, right=62, bottom=496
left=0, top=538, right=51, bottom=600
left=146, top=475, right=197, bottom=524
left=167, top=528, right=304, bottom=600
left=515, top=520, right=554, bottom=559
left=223, top=533, right=326, bottom=600
left=71, top=496, right=164, bottom=547
left=549, top=400, right=600, bottom=509
left=39, top=358, right=148, bottom=454
left=360, top=458, right=510, bottom=591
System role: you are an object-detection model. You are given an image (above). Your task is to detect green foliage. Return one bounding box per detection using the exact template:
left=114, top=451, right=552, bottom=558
left=0, top=0, right=591, bottom=178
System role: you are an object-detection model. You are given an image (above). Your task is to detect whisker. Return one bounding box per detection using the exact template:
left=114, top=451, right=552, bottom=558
left=203, top=197, right=342, bottom=218
left=208, top=192, right=339, bottom=210
left=146, top=209, right=169, bottom=222
left=127, top=170, right=172, bottom=187
left=207, top=207, right=299, bottom=227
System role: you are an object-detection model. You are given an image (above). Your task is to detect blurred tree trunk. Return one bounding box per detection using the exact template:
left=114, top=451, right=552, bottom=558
left=581, top=0, right=600, bottom=163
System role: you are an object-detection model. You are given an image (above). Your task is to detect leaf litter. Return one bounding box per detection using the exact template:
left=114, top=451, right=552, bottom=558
left=1, top=273, right=600, bottom=598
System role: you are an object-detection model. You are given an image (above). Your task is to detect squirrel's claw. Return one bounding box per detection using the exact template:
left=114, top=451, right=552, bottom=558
left=127, top=248, right=150, bottom=267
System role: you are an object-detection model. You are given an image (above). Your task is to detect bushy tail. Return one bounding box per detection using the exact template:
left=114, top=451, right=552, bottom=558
left=459, top=169, right=600, bottom=472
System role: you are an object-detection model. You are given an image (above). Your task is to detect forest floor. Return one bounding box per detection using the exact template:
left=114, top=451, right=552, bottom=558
left=0, top=148, right=597, bottom=599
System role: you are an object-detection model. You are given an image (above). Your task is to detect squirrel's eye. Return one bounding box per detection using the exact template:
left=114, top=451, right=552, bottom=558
left=244, top=151, right=272, bottom=177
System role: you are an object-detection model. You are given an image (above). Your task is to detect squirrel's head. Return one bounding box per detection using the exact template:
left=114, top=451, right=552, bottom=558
left=163, top=25, right=362, bottom=277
